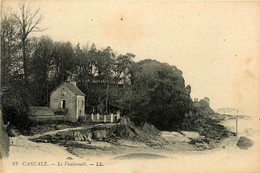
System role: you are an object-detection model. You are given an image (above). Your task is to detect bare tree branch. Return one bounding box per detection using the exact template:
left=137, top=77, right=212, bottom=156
left=14, top=2, right=45, bottom=84
left=26, top=16, right=42, bottom=35
left=13, top=14, right=22, bottom=27
left=27, top=8, right=40, bottom=28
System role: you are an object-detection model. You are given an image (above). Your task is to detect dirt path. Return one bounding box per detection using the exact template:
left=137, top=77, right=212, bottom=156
left=27, top=126, right=88, bottom=139
left=27, top=123, right=116, bottom=139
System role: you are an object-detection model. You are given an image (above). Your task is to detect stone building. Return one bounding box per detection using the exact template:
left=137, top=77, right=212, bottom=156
left=50, top=82, right=85, bottom=122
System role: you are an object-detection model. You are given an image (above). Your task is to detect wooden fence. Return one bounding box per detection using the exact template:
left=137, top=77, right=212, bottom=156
left=91, top=112, right=120, bottom=123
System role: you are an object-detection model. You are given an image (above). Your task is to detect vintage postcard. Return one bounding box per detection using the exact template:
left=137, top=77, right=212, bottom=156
left=1, top=1, right=260, bottom=173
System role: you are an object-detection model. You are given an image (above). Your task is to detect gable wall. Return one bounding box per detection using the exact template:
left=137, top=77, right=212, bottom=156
left=50, top=84, right=77, bottom=122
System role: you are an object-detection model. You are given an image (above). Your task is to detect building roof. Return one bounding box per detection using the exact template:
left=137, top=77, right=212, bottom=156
left=29, top=106, right=55, bottom=116
left=62, top=82, right=85, bottom=96
left=50, top=82, right=86, bottom=96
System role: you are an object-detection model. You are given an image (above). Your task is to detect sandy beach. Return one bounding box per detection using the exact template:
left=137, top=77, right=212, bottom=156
left=2, top=115, right=260, bottom=173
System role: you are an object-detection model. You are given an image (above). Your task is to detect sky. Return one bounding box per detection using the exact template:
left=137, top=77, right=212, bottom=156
left=2, top=1, right=260, bottom=116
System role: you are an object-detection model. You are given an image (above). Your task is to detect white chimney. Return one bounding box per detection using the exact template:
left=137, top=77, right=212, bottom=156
left=70, top=81, right=77, bottom=87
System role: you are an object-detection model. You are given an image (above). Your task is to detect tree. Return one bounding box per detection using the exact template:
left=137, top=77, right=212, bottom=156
left=1, top=15, right=20, bottom=87
left=0, top=15, right=15, bottom=159
left=202, top=97, right=210, bottom=103
left=30, top=36, right=54, bottom=105
left=98, top=47, right=115, bottom=113
left=128, top=60, right=193, bottom=130
left=114, top=53, right=134, bottom=94
left=13, top=3, right=44, bottom=85
left=52, top=42, right=75, bottom=84
left=1, top=13, right=32, bottom=129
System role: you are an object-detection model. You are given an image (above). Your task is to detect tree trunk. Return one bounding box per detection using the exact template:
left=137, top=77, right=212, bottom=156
left=105, top=82, right=109, bottom=114
left=22, top=38, right=28, bottom=84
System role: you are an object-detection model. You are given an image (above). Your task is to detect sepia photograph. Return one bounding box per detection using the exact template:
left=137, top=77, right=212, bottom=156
left=1, top=1, right=260, bottom=173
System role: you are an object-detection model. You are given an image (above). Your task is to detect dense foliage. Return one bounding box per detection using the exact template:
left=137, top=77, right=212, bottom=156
left=182, top=98, right=214, bottom=132
left=127, top=60, right=193, bottom=130
left=1, top=7, right=196, bottom=131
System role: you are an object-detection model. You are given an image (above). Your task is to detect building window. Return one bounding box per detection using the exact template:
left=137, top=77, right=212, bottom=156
left=78, top=100, right=79, bottom=107
left=60, top=100, right=66, bottom=108
left=82, top=100, right=83, bottom=106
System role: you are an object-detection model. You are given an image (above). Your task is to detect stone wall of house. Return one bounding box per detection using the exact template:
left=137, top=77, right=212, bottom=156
left=50, top=84, right=77, bottom=122
left=76, top=95, right=85, bottom=119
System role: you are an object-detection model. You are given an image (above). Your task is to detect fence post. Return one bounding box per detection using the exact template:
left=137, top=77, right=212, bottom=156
left=117, top=111, right=121, bottom=120
left=111, top=113, right=114, bottom=123
left=97, top=113, right=100, bottom=122
left=91, top=113, right=94, bottom=122
left=236, top=116, right=238, bottom=136
left=104, top=115, right=106, bottom=123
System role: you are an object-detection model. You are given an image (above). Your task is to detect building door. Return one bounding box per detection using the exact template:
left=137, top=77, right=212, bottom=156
left=60, top=100, right=66, bottom=108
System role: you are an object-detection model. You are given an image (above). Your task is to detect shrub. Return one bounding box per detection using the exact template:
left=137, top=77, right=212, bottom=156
left=54, top=108, right=68, bottom=115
